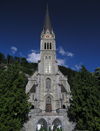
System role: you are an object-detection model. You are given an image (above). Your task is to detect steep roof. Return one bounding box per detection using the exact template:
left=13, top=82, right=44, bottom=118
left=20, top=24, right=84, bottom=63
left=30, top=84, right=36, bottom=93
left=43, top=6, right=53, bottom=33
left=60, top=84, right=67, bottom=92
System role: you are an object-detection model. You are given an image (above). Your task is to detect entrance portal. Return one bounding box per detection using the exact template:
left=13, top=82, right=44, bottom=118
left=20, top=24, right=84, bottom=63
left=52, top=118, right=62, bottom=130
left=46, top=97, right=52, bottom=112
left=37, top=118, right=47, bottom=130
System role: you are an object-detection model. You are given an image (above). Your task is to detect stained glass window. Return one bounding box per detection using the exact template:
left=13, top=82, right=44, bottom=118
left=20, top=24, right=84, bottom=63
left=46, top=78, right=51, bottom=89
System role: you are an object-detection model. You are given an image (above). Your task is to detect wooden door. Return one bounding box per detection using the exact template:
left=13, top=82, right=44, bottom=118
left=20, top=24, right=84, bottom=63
left=46, top=104, right=52, bottom=112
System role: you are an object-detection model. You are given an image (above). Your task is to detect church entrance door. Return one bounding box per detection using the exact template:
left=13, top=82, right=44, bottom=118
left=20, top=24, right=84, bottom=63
left=46, top=97, right=52, bottom=112
left=46, top=104, right=52, bottom=112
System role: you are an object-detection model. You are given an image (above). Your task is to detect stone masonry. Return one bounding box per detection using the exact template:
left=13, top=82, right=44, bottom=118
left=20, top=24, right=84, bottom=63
left=22, top=6, right=75, bottom=131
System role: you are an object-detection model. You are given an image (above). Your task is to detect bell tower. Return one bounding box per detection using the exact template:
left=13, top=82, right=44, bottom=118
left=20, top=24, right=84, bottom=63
left=40, top=6, right=57, bottom=74
left=24, top=5, right=75, bottom=131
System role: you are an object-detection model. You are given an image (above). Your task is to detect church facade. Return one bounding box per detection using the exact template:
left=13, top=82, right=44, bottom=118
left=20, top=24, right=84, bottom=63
left=23, top=7, right=75, bottom=131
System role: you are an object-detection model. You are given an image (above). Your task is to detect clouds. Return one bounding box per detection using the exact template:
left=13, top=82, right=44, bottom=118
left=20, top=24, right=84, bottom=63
left=19, top=52, right=25, bottom=57
left=59, top=47, right=74, bottom=57
left=57, top=59, right=65, bottom=66
left=72, top=63, right=83, bottom=71
left=74, top=64, right=81, bottom=70
left=10, top=46, right=17, bottom=54
left=9, top=45, right=81, bottom=71
left=9, top=45, right=82, bottom=71
left=27, top=50, right=40, bottom=63
left=27, top=49, right=69, bottom=66
left=57, top=47, right=83, bottom=71
left=56, top=46, right=74, bottom=67
left=27, top=52, right=40, bottom=63
left=57, top=59, right=68, bottom=67
left=31, top=49, right=39, bottom=53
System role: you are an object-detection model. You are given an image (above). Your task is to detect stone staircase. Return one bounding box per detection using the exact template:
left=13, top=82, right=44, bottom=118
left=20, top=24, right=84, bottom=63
left=37, top=112, right=58, bottom=116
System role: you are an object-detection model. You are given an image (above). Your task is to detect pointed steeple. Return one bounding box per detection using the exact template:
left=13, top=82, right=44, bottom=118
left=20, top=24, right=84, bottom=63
left=43, top=5, right=53, bottom=33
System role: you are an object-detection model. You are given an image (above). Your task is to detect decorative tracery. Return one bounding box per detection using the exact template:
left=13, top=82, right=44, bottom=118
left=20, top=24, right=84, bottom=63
left=44, top=56, right=52, bottom=73
left=46, top=78, right=51, bottom=89
left=46, top=97, right=51, bottom=104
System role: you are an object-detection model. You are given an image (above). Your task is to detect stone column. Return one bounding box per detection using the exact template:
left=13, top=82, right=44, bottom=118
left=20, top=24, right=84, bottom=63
left=48, top=118, right=51, bottom=131
left=38, top=60, right=41, bottom=74
left=56, top=73, right=61, bottom=109
left=35, top=98, right=37, bottom=109
left=55, top=61, right=57, bottom=74
left=36, top=73, right=40, bottom=108
left=60, top=98, right=62, bottom=109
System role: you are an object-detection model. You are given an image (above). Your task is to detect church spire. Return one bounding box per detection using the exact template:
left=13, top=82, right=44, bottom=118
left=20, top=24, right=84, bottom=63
left=43, top=5, right=53, bottom=33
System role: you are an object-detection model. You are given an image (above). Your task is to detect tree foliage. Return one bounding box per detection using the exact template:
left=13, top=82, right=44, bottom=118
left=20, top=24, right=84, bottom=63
left=0, top=65, right=30, bottom=131
left=0, top=52, right=5, bottom=64
left=1, top=52, right=100, bottom=131
left=0, top=52, right=38, bottom=76
left=68, top=65, right=100, bottom=131
left=93, top=67, right=100, bottom=85
left=59, top=65, right=77, bottom=85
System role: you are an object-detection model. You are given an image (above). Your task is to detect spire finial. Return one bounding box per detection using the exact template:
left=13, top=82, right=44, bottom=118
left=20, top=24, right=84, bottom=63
left=43, top=4, right=53, bottom=33
left=47, top=3, right=48, bottom=10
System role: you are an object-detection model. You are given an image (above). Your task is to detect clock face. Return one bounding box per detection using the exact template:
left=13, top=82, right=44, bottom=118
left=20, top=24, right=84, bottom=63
left=46, top=35, right=50, bottom=38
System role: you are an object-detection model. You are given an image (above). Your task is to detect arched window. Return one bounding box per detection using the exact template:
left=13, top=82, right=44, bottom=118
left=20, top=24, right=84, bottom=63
left=45, top=56, right=48, bottom=73
left=30, top=105, right=34, bottom=109
left=47, top=43, right=49, bottom=49
left=50, top=43, right=52, bottom=49
left=44, top=56, right=52, bottom=74
left=44, top=43, right=46, bottom=49
left=63, top=105, right=66, bottom=109
left=32, top=94, right=34, bottom=100
left=46, top=97, right=51, bottom=104
left=49, top=56, right=52, bottom=73
left=46, top=97, right=52, bottom=112
left=46, top=78, right=51, bottom=89
left=49, top=62, right=51, bottom=73
left=62, top=94, right=64, bottom=100
left=52, top=118, right=62, bottom=129
left=37, top=118, right=47, bottom=130
left=49, top=56, right=51, bottom=59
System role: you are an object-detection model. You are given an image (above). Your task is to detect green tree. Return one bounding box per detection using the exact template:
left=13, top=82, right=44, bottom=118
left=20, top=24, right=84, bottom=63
left=93, top=67, right=100, bottom=84
left=7, top=54, right=12, bottom=64
left=58, top=65, right=77, bottom=85
left=21, top=57, right=28, bottom=66
left=0, top=65, right=30, bottom=131
left=0, top=52, right=5, bottom=64
left=68, top=65, right=100, bottom=131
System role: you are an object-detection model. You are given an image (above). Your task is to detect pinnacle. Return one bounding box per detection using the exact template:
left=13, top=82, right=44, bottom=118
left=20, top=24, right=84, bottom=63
left=43, top=5, right=53, bottom=33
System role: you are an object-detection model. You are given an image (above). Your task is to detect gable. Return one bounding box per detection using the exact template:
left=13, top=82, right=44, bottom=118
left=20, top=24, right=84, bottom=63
left=30, top=84, right=36, bottom=93
left=60, top=84, right=67, bottom=92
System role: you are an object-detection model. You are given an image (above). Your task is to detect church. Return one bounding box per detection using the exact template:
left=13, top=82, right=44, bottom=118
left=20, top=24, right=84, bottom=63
left=23, top=6, right=75, bottom=131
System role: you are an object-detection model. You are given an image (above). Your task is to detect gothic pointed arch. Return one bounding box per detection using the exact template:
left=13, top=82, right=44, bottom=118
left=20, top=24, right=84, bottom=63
left=50, top=42, right=52, bottom=49
left=44, top=42, right=46, bottom=49
left=44, top=94, right=53, bottom=99
left=46, top=78, right=51, bottom=89
left=46, top=96, right=52, bottom=112
left=46, top=96, right=51, bottom=104
left=37, top=118, right=47, bottom=130
left=47, top=43, right=49, bottom=49
left=52, top=118, right=62, bottom=129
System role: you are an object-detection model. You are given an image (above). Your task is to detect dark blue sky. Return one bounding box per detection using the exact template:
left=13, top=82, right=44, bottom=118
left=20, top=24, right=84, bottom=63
left=0, top=0, right=100, bottom=72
